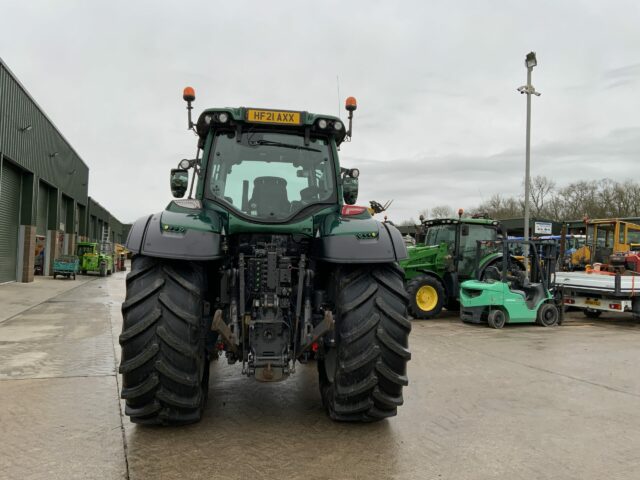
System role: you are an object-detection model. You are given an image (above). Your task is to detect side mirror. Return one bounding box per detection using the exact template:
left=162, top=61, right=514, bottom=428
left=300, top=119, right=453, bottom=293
left=461, top=225, right=469, bottom=236
left=170, top=169, right=189, bottom=198
left=342, top=177, right=359, bottom=205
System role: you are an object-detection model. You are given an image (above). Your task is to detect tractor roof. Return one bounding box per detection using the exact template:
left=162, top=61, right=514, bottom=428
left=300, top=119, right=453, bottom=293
left=587, top=218, right=640, bottom=228
left=423, top=218, right=500, bottom=227
left=195, top=107, right=347, bottom=144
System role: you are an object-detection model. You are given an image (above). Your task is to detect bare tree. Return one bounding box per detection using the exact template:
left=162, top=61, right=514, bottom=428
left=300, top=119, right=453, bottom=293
left=430, top=205, right=454, bottom=218
left=528, top=175, right=555, bottom=217
left=398, top=218, right=417, bottom=227
left=472, top=194, right=522, bottom=220
left=470, top=177, right=640, bottom=222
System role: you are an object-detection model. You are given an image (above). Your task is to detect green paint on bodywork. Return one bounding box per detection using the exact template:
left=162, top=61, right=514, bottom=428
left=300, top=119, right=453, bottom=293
left=163, top=202, right=223, bottom=233
left=159, top=201, right=379, bottom=239
left=316, top=211, right=378, bottom=237
left=401, top=243, right=450, bottom=281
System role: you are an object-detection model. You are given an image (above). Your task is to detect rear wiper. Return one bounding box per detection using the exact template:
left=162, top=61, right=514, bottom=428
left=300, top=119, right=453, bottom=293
left=249, top=139, right=321, bottom=152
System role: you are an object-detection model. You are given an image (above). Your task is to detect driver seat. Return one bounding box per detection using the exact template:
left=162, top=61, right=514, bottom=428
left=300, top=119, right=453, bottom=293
left=249, top=176, right=290, bottom=217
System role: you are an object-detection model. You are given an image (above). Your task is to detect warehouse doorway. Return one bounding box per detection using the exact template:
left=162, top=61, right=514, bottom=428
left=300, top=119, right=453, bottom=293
left=35, top=181, right=51, bottom=276
left=0, top=158, right=22, bottom=283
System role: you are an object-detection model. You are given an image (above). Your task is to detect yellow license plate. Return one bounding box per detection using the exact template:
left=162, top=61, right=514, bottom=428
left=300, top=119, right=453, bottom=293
left=246, top=109, right=301, bottom=125
left=585, top=298, right=600, bottom=306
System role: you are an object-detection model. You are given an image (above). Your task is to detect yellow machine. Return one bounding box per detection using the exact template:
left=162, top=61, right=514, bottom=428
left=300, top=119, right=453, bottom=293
left=367, top=200, right=393, bottom=216
left=575, top=219, right=640, bottom=268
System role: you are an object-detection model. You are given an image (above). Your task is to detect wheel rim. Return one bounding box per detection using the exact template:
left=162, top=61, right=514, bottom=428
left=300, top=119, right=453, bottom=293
left=416, top=285, right=438, bottom=312
left=543, top=307, right=556, bottom=324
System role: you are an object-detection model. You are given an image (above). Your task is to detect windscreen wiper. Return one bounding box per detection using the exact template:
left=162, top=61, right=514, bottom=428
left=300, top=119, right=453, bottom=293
left=249, top=139, right=321, bottom=152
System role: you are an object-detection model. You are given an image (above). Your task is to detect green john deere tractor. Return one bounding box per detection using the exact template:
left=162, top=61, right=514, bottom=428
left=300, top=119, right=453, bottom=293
left=76, top=241, right=115, bottom=277
left=119, top=89, right=411, bottom=425
left=400, top=215, right=523, bottom=319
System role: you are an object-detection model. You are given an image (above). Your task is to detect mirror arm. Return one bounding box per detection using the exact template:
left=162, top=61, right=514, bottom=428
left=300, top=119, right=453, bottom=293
left=187, top=147, right=202, bottom=199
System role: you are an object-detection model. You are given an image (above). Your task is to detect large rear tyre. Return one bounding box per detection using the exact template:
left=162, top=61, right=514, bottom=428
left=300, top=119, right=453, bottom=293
left=119, top=255, right=209, bottom=425
left=406, top=274, right=445, bottom=319
left=319, top=263, right=411, bottom=422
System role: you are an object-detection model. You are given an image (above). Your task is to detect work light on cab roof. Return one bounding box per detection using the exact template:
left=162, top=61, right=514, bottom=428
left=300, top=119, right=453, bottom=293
left=181, top=87, right=359, bottom=144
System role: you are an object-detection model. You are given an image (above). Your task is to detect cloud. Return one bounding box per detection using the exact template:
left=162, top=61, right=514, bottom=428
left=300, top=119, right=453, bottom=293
left=1, top=0, right=639, bottom=225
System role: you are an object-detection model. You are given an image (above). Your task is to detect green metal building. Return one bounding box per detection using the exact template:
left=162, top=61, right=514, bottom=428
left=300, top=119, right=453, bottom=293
left=0, top=57, right=127, bottom=283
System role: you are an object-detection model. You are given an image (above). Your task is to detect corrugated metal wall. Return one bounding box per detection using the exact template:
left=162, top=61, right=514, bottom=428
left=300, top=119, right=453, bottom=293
left=1, top=58, right=126, bottom=257
left=0, top=61, right=89, bottom=205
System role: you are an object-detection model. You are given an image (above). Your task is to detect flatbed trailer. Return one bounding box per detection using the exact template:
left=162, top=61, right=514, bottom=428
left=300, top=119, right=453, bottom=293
left=555, top=271, right=640, bottom=316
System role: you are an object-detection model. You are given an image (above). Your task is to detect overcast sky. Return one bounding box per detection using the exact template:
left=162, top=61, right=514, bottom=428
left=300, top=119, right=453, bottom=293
left=2, top=0, right=639, bottom=223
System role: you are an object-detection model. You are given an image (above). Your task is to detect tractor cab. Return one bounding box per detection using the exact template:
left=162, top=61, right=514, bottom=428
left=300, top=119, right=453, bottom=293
left=420, top=217, right=503, bottom=277
left=584, top=219, right=640, bottom=265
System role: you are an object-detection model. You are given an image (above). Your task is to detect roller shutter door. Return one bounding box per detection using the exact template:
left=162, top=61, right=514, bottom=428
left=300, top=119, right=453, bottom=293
left=0, top=162, right=21, bottom=283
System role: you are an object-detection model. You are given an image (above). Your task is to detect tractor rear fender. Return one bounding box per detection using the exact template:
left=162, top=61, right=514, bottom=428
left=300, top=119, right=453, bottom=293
left=313, top=220, right=408, bottom=263
left=126, top=211, right=222, bottom=261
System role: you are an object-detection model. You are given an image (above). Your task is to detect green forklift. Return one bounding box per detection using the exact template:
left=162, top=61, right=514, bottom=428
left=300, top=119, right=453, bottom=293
left=460, top=239, right=563, bottom=329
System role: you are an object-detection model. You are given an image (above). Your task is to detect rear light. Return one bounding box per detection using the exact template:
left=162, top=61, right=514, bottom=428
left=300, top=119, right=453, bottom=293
left=341, top=205, right=367, bottom=216
left=311, top=342, right=319, bottom=353
left=564, top=298, right=575, bottom=304
left=609, top=303, right=622, bottom=310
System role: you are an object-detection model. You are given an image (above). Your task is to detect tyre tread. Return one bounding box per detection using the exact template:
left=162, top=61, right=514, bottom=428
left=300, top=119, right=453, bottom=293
left=320, top=263, right=410, bottom=422
left=119, top=255, right=207, bottom=426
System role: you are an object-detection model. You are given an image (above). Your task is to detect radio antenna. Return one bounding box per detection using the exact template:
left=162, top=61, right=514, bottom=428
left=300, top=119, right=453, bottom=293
left=336, top=75, right=340, bottom=117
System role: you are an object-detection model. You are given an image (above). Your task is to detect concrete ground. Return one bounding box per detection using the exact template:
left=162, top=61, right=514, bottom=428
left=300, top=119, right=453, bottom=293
left=1, top=272, right=639, bottom=480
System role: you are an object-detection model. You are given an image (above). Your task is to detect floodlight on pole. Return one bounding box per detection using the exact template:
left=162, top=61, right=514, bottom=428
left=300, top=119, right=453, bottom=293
left=517, top=51, right=541, bottom=273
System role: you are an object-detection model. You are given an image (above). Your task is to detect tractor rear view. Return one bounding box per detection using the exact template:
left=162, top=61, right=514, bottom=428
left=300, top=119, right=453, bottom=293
left=119, top=90, right=411, bottom=425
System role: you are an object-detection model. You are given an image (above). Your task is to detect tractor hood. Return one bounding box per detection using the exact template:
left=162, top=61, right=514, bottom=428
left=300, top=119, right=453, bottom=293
left=400, top=243, right=449, bottom=270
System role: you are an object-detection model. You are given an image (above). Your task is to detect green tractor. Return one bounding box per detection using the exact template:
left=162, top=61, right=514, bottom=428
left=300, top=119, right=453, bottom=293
left=119, top=90, right=411, bottom=425
left=460, top=239, right=562, bottom=328
left=400, top=214, right=520, bottom=319
left=76, top=241, right=115, bottom=277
